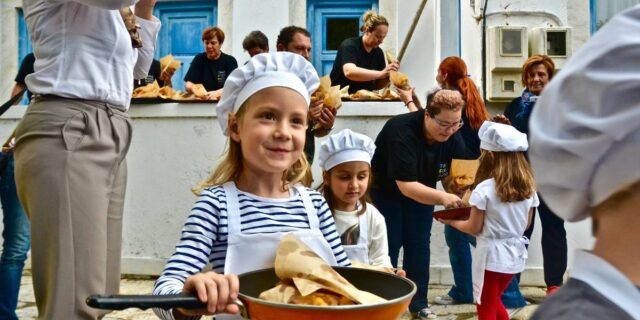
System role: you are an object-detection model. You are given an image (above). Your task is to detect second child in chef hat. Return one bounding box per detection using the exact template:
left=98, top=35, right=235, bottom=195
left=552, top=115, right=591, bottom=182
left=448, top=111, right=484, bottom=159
left=153, top=52, right=354, bottom=319
left=438, top=121, right=538, bottom=318
left=528, top=5, right=640, bottom=319
left=317, top=129, right=401, bottom=271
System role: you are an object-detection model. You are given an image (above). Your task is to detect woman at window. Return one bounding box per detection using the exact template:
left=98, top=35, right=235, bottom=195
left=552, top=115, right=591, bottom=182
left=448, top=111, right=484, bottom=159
left=329, top=11, right=398, bottom=94
left=184, top=26, right=238, bottom=101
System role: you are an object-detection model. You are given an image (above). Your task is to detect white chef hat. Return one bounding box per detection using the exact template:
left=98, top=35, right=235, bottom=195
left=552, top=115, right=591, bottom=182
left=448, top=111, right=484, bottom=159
left=318, top=129, right=376, bottom=171
left=478, top=121, right=528, bottom=152
left=529, top=5, right=640, bottom=222
left=215, top=52, right=320, bottom=134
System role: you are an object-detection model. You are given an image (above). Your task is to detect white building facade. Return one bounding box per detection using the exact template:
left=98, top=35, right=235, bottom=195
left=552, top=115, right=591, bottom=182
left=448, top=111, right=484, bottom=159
left=0, top=0, right=636, bottom=284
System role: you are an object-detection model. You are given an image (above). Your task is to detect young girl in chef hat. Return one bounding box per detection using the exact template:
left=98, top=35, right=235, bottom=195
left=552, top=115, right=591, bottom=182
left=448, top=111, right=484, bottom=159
left=152, top=52, right=349, bottom=319
left=317, top=129, right=398, bottom=270
left=438, top=121, right=538, bottom=320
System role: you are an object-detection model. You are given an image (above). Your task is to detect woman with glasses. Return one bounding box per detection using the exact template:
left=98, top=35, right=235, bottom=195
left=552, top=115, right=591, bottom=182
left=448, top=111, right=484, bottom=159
left=370, top=89, right=473, bottom=320
left=329, top=11, right=398, bottom=94
left=398, top=56, right=489, bottom=157
left=399, top=57, right=528, bottom=309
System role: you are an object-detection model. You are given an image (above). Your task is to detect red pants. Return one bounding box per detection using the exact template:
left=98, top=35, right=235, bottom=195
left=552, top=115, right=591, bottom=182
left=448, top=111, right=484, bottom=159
left=477, top=270, right=515, bottom=320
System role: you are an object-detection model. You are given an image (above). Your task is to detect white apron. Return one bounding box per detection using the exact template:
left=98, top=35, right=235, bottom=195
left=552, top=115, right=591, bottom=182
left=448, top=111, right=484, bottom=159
left=223, top=182, right=338, bottom=275
left=472, top=236, right=529, bottom=304
left=342, top=213, right=370, bottom=264
left=216, top=182, right=338, bottom=319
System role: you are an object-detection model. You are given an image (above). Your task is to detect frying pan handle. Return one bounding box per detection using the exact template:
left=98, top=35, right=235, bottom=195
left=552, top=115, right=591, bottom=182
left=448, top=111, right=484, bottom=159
left=86, top=294, right=250, bottom=318
left=86, top=294, right=204, bottom=310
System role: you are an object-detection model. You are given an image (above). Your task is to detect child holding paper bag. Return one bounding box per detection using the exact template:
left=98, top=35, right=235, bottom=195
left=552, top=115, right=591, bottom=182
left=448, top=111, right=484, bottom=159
left=152, top=52, right=350, bottom=319
left=438, top=121, right=538, bottom=320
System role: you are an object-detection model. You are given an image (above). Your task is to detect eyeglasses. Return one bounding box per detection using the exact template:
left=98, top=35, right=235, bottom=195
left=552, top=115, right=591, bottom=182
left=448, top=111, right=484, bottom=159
left=431, top=116, right=464, bottom=130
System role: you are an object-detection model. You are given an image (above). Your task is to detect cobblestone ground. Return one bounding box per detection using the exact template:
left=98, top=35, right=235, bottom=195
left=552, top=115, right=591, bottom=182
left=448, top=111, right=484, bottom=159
left=16, top=271, right=545, bottom=319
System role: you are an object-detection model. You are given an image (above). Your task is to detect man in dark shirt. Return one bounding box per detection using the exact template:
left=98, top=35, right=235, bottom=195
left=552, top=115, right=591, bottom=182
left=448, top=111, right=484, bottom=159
left=12, top=53, right=35, bottom=104
left=370, top=89, right=469, bottom=318
left=276, top=26, right=335, bottom=165
left=134, top=59, right=175, bottom=88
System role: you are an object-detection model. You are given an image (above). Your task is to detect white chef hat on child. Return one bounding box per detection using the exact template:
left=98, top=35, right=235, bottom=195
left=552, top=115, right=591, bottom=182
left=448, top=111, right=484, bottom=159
left=478, top=121, right=528, bottom=152
left=216, top=52, right=320, bottom=135
left=529, top=5, right=640, bottom=222
left=318, top=129, right=376, bottom=171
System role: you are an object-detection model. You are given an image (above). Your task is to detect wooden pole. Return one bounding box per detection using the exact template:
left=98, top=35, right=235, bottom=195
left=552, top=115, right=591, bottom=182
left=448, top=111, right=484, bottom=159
left=397, top=0, right=429, bottom=62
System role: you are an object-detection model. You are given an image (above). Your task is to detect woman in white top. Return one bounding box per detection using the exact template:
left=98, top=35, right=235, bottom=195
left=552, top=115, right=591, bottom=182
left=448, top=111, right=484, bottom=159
left=438, top=121, right=538, bottom=320
left=15, top=1, right=160, bottom=319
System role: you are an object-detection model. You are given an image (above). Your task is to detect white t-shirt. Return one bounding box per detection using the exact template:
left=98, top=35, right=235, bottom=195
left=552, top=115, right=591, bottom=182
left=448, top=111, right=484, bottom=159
left=470, top=178, right=539, bottom=273
left=23, top=0, right=161, bottom=109
left=333, top=203, right=392, bottom=268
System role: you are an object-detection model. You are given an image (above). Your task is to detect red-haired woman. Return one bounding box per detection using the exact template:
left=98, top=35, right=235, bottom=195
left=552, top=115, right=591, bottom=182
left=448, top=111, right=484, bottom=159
left=398, top=56, right=488, bottom=158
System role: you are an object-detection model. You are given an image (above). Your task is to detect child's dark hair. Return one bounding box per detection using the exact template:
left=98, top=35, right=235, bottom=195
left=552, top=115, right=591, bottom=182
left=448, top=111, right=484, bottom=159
left=320, top=169, right=372, bottom=216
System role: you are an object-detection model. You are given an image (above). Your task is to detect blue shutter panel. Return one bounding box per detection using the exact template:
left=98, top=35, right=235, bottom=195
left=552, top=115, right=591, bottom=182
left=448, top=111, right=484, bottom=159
left=154, top=1, right=218, bottom=91
left=307, top=0, right=378, bottom=76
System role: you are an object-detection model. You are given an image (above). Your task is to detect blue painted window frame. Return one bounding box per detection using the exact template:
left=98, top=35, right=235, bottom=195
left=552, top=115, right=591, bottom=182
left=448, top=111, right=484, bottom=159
left=440, top=0, right=461, bottom=58
left=17, top=9, right=32, bottom=104
left=307, top=0, right=378, bottom=75
left=152, top=1, right=217, bottom=90
left=590, top=0, right=597, bottom=34
left=153, top=1, right=218, bottom=58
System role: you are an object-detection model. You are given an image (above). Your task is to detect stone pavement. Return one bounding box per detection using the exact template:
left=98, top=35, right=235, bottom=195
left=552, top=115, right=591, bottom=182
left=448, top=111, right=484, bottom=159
left=16, top=271, right=545, bottom=319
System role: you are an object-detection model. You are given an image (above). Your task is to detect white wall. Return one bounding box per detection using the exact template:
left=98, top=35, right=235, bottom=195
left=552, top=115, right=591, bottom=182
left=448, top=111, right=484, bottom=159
left=393, top=0, right=440, bottom=101
left=459, top=0, right=589, bottom=111
left=0, top=0, right=596, bottom=285
left=0, top=102, right=595, bottom=285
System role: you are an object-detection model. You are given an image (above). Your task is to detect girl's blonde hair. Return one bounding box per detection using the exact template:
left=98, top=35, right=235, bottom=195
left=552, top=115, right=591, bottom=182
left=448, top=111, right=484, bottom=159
left=361, top=11, right=388, bottom=33
left=192, top=100, right=312, bottom=195
left=320, top=165, right=372, bottom=216
left=474, top=150, right=536, bottom=202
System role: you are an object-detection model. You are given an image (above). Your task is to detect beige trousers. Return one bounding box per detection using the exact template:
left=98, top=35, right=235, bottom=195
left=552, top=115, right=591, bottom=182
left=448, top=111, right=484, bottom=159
left=14, top=97, right=132, bottom=320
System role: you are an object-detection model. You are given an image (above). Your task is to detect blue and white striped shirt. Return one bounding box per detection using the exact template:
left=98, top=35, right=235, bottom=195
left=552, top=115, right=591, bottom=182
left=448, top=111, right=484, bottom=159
left=153, top=185, right=350, bottom=302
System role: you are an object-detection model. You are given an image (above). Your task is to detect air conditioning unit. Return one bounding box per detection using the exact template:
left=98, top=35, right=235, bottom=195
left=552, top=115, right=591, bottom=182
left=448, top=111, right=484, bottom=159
left=529, top=27, right=572, bottom=69
left=486, top=26, right=528, bottom=102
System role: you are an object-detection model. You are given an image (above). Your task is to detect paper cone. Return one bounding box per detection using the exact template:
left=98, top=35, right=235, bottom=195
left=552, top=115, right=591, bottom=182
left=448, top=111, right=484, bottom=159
left=265, top=234, right=386, bottom=305
left=159, top=54, right=181, bottom=74
left=451, top=159, right=480, bottom=188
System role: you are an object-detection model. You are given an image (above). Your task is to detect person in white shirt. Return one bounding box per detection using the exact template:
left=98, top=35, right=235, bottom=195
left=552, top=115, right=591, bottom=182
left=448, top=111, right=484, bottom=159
left=152, top=52, right=349, bottom=320
left=14, top=1, right=160, bottom=319
left=529, top=5, right=640, bottom=319
left=438, top=121, right=538, bottom=320
left=317, top=129, right=402, bottom=273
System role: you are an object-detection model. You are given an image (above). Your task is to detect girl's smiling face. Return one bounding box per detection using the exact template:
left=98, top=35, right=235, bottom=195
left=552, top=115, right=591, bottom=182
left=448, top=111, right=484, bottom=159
left=324, top=161, right=371, bottom=212
left=229, top=87, right=308, bottom=176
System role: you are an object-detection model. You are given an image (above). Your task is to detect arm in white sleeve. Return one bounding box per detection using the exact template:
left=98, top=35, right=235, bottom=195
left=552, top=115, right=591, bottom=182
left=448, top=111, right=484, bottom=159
left=49, top=0, right=137, bottom=10
left=133, top=15, right=161, bottom=80
left=367, top=205, right=393, bottom=268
